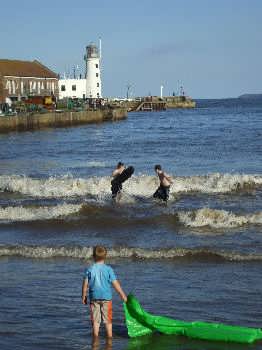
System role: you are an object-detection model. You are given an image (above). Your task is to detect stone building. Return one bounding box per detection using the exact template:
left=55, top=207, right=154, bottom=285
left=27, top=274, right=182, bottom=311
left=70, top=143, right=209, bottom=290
left=0, top=59, right=59, bottom=103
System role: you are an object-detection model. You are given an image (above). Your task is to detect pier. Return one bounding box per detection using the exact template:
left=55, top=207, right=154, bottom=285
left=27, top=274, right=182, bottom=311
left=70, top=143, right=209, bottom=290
left=122, top=96, right=195, bottom=112
left=134, top=97, right=166, bottom=111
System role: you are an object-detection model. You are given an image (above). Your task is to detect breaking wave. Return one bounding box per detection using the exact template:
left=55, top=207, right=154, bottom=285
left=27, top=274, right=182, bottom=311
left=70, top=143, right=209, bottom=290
left=0, top=173, right=262, bottom=198
left=0, top=174, right=110, bottom=198
left=0, top=202, right=262, bottom=229
left=0, top=245, right=261, bottom=262
left=0, top=204, right=81, bottom=222
left=177, top=208, right=262, bottom=229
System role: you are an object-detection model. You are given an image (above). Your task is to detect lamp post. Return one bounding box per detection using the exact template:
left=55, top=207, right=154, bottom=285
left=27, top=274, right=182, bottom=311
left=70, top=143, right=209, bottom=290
left=160, top=85, right=164, bottom=99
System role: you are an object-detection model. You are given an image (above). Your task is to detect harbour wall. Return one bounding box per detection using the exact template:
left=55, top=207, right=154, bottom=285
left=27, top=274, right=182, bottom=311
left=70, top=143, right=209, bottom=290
left=165, top=100, right=196, bottom=108
left=164, top=96, right=196, bottom=108
left=121, top=96, right=196, bottom=111
left=0, top=107, right=127, bottom=133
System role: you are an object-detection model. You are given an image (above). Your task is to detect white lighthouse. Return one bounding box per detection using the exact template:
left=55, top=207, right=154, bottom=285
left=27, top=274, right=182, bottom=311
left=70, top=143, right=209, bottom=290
left=85, top=43, right=102, bottom=98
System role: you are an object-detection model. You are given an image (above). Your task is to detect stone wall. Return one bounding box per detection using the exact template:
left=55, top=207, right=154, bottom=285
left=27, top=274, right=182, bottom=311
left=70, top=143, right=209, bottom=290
left=0, top=107, right=127, bottom=133
left=166, top=99, right=196, bottom=108
left=164, top=96, right=196, bottom=108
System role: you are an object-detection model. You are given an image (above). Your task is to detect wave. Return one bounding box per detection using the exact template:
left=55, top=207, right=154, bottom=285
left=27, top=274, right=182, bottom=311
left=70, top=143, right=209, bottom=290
left=177, top=208, right=262, bottom=229
left=0, top=203, right=81, bottom=222
left=0, top=245, right=261, bottom=262
left=0, top=173, right=261, bottom=198
left=0, top=202, right=262, bottom=229
left=0, top=174, right=106, bottom=198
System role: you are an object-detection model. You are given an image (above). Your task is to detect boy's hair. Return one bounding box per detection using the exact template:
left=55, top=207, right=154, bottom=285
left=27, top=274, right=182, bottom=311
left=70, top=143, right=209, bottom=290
left=93, top=245, right=107, bottom=261
left=154, top=164, right=162, bottom=171
left=117, top=162, right=124, bottom=169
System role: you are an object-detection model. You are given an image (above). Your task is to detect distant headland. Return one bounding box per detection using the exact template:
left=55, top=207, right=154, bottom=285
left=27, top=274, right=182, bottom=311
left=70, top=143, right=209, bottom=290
left=238, top=93, right=262, bottom=99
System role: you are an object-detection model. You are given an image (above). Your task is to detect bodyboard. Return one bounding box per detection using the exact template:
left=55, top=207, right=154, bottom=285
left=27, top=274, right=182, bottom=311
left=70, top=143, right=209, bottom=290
left=113, top=166, right=134, bottom=185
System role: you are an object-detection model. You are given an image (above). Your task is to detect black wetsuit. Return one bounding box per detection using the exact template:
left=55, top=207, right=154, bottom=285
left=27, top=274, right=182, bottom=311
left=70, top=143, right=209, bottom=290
left=153, top=184, right=170, bottom=202
left=111, top=176, right=122, bottom=199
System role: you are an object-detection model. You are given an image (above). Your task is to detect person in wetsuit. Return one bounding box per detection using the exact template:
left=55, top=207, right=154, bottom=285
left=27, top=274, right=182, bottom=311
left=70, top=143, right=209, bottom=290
left=111, top=162, right=125, bottom=200
left=153, top=164, right=173, bottom=202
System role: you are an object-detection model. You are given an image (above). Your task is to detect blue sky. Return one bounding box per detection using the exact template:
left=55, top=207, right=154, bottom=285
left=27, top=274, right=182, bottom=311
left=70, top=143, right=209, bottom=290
left=1, top=0, right=262, bottom=98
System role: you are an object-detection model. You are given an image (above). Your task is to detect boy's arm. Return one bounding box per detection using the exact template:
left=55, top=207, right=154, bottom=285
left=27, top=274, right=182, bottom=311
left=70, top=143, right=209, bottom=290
left=82, top=279, right=88, bottom=304
left=112, top=280, right=127, bottom=302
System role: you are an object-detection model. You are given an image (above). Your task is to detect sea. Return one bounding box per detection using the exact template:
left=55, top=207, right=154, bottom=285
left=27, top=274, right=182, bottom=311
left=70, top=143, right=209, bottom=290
left=0, top=98, right=261, bottom=350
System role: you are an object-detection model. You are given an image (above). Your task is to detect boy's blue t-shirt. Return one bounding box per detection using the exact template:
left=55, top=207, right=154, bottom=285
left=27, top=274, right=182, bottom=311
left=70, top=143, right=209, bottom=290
left=83, top=263, right=117, bottom=301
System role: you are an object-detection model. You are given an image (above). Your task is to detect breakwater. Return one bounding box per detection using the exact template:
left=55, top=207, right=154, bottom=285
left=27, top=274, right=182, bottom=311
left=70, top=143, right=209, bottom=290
left=164, top=96, right=196, bottom=108
left=121, top=96, right=195, bottom=111
left=0, top=107, right=127, bottom=133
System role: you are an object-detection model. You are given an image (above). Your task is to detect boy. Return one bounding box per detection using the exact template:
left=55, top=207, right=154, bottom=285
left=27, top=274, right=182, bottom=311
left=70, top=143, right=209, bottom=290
left=82, top=246, right=127, bottom=338
left=153, top=164, right=173, bottom=202
left=111, top=162, right=125, bottom=200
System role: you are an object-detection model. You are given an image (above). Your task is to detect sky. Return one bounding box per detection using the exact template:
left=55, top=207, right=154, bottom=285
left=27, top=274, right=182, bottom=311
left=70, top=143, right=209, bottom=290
left=1, top=0, right=262, bottom=98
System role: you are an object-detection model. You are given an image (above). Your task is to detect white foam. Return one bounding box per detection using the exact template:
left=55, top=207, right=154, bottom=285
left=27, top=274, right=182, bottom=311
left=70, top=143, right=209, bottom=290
left=177, top=208, right=262, bottom=229
left=86, top=161, right=107, bottom=168
left=173, top=173, right=262, bottom=194
left=0, top=173, right=261, bottom=199
left=1, top=201, right=262, bottom=229
left=0, top=245, right=261, bottom=261
left=0, top=203, right=82, bottom=222
left=0, top=174, right=111, bottom=198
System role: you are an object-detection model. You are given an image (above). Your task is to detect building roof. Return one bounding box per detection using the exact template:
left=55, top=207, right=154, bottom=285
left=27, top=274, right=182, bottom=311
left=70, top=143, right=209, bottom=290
left=0, top=59, right=58, bottom=78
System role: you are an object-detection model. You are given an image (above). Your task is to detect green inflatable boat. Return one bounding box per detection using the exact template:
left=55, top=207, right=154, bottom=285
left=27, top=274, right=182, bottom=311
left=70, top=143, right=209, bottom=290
left=124, top=295, right=262, bottom=344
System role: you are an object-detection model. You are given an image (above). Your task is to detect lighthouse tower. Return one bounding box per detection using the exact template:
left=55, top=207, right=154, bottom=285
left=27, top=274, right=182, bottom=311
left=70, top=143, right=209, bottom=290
left=85, top=43, right=102, bottom=98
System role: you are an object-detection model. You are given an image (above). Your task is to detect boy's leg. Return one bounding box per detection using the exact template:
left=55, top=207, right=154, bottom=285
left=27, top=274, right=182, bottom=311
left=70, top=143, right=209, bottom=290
left=153, top=186, right=161, bottom=199
left=101, top=301, right=113, bottom=338
left=90, top=302, right=101, bottom=337
left=92, top=337, right=100, bottom=350
left=111, top=179, right=121, bottom=199
left=105, top=322, right=112, bottom=338
left=92, top=321, right=101, bottom=338
left=163, top=186, right=170, bottom=202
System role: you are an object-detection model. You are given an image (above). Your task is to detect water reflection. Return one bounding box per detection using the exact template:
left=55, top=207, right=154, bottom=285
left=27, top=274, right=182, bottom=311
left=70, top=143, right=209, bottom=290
left=90, top=338, right=112, bottom=350
left=125, top=334, right=258, bottom=350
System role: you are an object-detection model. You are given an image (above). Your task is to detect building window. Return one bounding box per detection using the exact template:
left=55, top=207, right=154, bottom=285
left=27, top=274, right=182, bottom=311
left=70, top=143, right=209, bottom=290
left=61, top=85, right=66, bottom=91
left=6, top=80, right=11, bottom=94
left=72, top=85, right=76, bottom=91
left=96, top=64, right=99, bottom=69
left=97, top=83, right=99, bottom=87
left=96, top=73, right=99, bottom=77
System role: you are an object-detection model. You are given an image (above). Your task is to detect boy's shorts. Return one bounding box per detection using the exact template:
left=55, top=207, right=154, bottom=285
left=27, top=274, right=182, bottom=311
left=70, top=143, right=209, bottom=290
left=153, top=185, right=170, bottom=202
left=90, top=300, right=112, bottom=324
